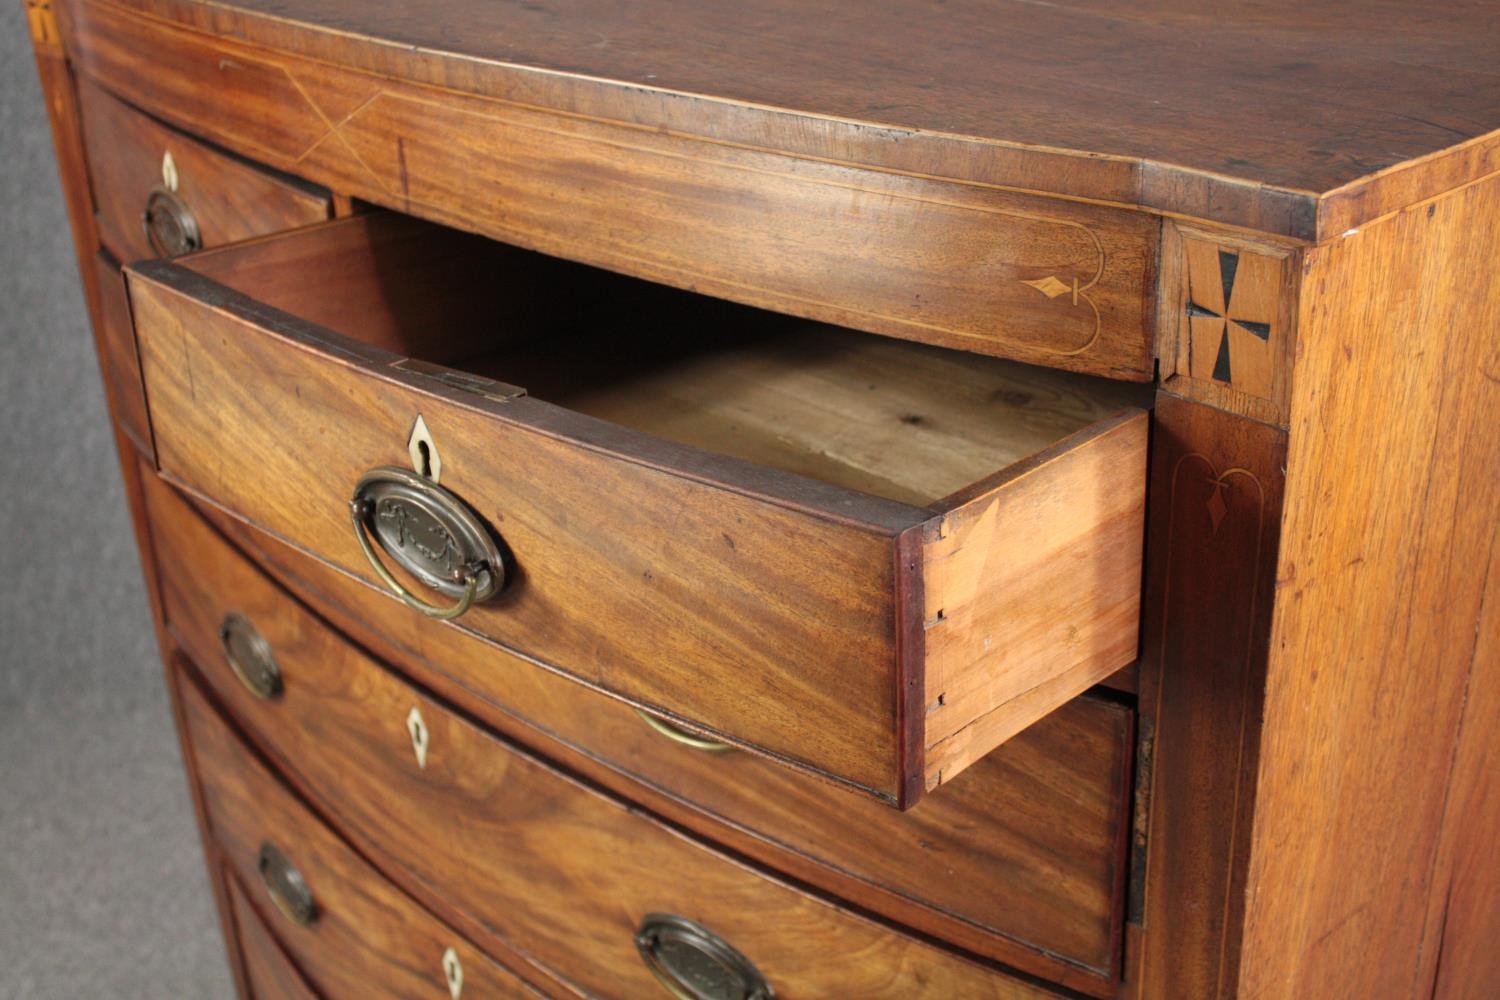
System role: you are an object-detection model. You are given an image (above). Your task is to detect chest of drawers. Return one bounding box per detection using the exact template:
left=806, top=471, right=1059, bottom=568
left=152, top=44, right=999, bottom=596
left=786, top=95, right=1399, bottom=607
left=27, top=1, right=1500, bottom=996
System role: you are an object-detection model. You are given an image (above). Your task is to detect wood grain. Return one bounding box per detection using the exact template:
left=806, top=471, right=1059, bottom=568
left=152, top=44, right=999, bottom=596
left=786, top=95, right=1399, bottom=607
left=126, top=212, right=1146, bottom=802
left=175, top=630, right=1059, bottom=999
left=25, top=13, right=256, bottom=1000
left=76, top=76, right=329, bottom=264
left=1428, top=524, right=1500, bottom=999
left=178, top=664, right=543, bottom=998
left=181, top=213, right=1151, bottom=507
left=224, top=873, right=320, bottom=1000
left=1131, top=393, right=1286, bottom=1000
left=66, top=0, right=1158, bottom=379
left=1159, top=224, right=1303, bottom=425
left=63, top=0, right=1500, bottom=240
left=1234, top=172, right=1500, bottom=999
left=921, top=412, right=1146, bottom=789
left=146, top=469, right=1132, bottom=991
left=92, top=253, right=152, bottom=458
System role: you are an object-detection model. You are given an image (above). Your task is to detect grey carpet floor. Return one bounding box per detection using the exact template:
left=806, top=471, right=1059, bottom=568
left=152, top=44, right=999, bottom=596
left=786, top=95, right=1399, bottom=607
left=0, top=6, right=235, bottom=996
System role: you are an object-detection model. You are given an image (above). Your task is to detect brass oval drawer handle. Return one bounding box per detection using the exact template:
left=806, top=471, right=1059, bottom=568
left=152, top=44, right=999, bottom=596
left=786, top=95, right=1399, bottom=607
left=635, top=913, right=774, bottom=1000
left=218, top=612, right=282, bottom=700
left=634, top=709, right=735, bottom=754
left=257, top=842, right=317, bottom=928
left=349, top=466, right=505, bottom=621
left=142, top=187, right=201, bottom=257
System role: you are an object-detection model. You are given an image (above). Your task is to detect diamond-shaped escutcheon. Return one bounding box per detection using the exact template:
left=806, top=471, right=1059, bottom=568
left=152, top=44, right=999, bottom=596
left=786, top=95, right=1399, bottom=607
left=408, top=414, right=441, bottom=483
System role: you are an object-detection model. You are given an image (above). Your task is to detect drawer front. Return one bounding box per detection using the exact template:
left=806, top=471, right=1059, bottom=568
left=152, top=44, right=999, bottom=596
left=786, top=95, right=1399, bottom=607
left=224, top=872, right=319, bottom=1000
left=178, top=666, right=539, bottom=999
left=146, top=468, right=1130, bottom=993
left=126, top=213, right=1147, bottom=805
left=164, top=513, right=1061, bottom=998
left=93, top=254, right=151, bottom=457
left=70, top=0, right=1156, bottom=380
left=76, top=77, right=329, bottom=263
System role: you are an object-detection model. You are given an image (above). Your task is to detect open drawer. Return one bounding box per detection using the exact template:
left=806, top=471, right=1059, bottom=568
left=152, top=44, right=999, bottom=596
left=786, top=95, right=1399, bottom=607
left=125, top=212, right=1148, bottom=807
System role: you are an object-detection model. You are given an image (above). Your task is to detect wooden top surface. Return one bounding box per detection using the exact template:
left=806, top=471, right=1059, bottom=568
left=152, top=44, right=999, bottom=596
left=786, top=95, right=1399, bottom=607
left=97, top=0, right=1500, bottom=238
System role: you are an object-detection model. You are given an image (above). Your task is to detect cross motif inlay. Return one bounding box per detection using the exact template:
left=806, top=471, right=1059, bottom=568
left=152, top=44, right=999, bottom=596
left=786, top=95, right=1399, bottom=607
left=1185, top=248, right=1272, bottom=385
left=1177, top=238, right=1282, bottom=402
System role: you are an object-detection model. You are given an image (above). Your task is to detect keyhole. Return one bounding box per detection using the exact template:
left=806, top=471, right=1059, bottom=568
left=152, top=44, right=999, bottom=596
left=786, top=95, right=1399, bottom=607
left=417, top=440, right=433, bottom=479
left=442, top=946, right=464, bottom=999
left=407, top=705, right=429, bottom=769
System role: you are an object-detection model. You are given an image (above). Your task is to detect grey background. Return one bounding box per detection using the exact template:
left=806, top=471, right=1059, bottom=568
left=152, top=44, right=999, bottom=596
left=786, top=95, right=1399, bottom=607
left=1, top=8, right=234, bottom=997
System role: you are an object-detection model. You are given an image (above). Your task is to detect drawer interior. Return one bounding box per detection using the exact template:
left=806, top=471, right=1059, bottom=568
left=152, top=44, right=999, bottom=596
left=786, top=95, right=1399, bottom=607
left=184, top=212, right=1148, bottom=507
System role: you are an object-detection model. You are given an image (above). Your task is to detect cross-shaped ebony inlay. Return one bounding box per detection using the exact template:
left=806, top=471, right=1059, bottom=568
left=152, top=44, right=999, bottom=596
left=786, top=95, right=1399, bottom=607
left=1186, top=249, right=1271, bottom=383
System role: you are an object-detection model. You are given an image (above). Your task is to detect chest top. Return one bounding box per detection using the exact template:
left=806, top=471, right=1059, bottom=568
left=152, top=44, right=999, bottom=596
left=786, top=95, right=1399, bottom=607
left=98, top=0, right=1500, bottom=239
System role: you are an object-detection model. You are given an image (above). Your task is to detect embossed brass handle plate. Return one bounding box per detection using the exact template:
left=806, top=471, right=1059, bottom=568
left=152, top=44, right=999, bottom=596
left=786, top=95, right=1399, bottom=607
left=634, top=709, right=735, bottom=754
left=142, top=187, right=201, bottom=257
left=218, top=612, right=282, bottom=700
left=257, top=842, right=316, bottom=927
left=636, top=913, right=774, bottom=1000
left=349, top=466, right=505, bottom=621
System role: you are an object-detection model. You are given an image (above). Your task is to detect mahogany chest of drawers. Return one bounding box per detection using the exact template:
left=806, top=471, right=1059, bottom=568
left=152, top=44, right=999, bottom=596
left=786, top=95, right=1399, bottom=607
left=27, top=1, right=1500, bottom=996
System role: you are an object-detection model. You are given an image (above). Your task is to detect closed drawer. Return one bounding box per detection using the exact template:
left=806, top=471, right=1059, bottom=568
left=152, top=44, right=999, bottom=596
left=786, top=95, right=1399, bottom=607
left=178, top=664, right=541, bottom=999
left=145, top=467, right=1130, bottom=994
left=127, top=210, right=1149, bottom=806
left=224, top=872, right=319, bottom=1000
left=77, top=77, right=329, bottom=263
left=170, top=572, right=1062, bottom=1000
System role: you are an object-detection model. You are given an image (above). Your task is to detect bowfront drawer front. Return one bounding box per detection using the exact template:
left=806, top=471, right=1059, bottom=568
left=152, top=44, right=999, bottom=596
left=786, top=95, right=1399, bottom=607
left=145, top=470, right=1130, bottom=992
left=76, top=78, right=330, bottom=264
left=167, top=548, right=1059, bottom=1000
left=224, top=873, right=320, bottom=1000
left=69, top=0, right=1156, bottom=380
left=127, top=211, right=1148, bottom=806
left=92, top=253, right=153, bottom=457
left=178, top=666, right=539, bottom=999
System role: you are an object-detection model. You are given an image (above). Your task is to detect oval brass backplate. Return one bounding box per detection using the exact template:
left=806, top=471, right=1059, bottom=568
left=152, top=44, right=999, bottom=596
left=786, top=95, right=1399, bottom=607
left=218, top=612, right=282, bottom=700
left=257, top=842, right=316, bottom=928
left=351, top=466, right=505, bottom=601
left=635, top=913, right=775, bottom=1000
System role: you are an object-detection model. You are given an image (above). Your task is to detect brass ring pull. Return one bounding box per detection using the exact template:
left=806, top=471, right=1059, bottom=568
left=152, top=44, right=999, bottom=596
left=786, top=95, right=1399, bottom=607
left=634, top=709, right=735, bottom=754
left=635, top=913, right=774, bottom=1000
left=258, top=842, right=317, bottom=928
left=351, top=499, right=479, bottom=620
left=349, top=466, right=505, bottom=622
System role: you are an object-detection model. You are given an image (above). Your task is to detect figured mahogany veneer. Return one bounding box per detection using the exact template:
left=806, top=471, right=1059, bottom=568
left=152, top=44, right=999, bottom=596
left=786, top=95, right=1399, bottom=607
left=30, top=0, right=1500, bottom=995
left=63, top=0, right=1500, bottom=243
left=125, top=211, right=1148, bottom=807
left=75, top=77, right=329, bottom=265
left=144, top=468, right=1132, bottom=992
left=223, top=875, right=320, bottom=1000
left=175, top=664, right=540, bottom=998
left=63, top=0, right=1159, bottom=381
left=176, top=628, right=1058, bottom=999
